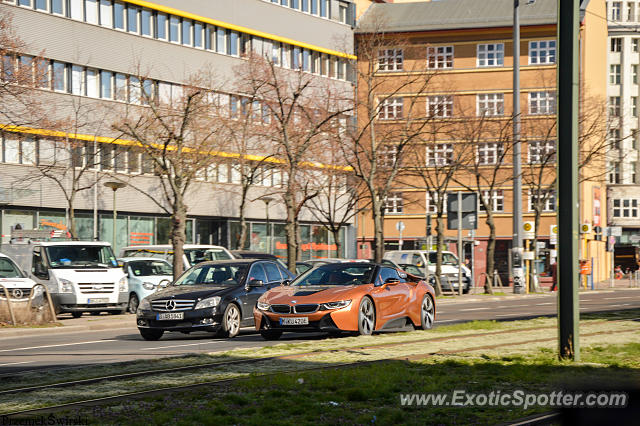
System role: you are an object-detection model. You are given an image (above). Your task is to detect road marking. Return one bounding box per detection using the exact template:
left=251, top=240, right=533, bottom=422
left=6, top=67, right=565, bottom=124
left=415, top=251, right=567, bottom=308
left=436, top=319, right=458, bottom=323
left=603, top=297, right=636, bottom=300
left=0, top=340, right=118, bottom=353
left=0, top=361, right=33, bottom=367
left=536, top=302, right=554, bottom=306
left=495, top=314, right=517, bottom=317
left=503, top=304, right=531, bottom=308
left=141, top=341, right=222, bottom=351
left=459, top=307, right=491, bottom=311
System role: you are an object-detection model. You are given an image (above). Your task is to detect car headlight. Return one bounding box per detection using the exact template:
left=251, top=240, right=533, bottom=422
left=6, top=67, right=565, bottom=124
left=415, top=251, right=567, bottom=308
left=320, top=300, right=351, bottom=310
left=195, top=296, right=221, bottom=310
left=118, top=277, right=128, bottom=293
left=142, top=282, right=156, bottom=291
left=59, top=278, right=74, bottom=293
left=257, top=301, right=270, bottom=311
left=138, top=298, right=150, bottom=311
left=32, top=285, right=45, bottom=297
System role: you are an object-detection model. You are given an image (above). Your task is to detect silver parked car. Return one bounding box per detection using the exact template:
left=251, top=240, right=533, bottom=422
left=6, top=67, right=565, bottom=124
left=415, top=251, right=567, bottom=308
left=118, top=257, right=173, bottom=313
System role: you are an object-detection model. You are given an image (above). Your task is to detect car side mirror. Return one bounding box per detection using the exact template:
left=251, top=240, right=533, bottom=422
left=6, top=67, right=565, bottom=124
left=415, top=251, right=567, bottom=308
left=158, top=279, right=171, bottom=288
left=281, top=279, right=291, bottom=286
left=248, top=279, right=264, bottom=287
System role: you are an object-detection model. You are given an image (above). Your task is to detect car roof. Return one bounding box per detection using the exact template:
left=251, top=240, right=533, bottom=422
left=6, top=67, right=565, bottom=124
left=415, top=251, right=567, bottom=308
left=121, top=244, right=228, bottom=250
left=118, top=257, right=170, bottom=263
left=191, top=259, right=278, bottom=266
left=36, top=241, right=112, bottom=247
left=231, top=251, right=277, bottom=258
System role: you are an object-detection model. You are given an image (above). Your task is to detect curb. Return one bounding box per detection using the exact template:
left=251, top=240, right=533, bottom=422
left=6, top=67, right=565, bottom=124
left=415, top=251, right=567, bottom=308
left=0, top=320, right=135, bottom=338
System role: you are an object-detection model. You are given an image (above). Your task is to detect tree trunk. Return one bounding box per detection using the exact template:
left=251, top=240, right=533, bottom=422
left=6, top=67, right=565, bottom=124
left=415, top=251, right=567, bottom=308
left=372, top=198, right=384, bottom=262
left=484, top=211, right=496, bottom=295
left=171, top=199, right=187, bottom=278
left=237, top=184, right=249, bottom=250
left=284, top=192, right=298, bottom=272
left=532, top=210, right=542, bottom=292
left=68, top=193, right=77, bottom=239
left=434, top=213, right=444, bottom=297
left=331, top=227, right=342, bottom=258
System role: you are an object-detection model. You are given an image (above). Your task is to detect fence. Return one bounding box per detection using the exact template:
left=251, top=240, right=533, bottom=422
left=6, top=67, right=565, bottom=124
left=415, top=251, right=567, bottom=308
left=0, top=284, right=57, bottom=325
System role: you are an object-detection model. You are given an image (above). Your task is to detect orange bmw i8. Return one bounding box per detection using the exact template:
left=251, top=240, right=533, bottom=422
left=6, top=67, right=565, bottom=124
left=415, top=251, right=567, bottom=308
left=253, top=262, right=436, bottom=340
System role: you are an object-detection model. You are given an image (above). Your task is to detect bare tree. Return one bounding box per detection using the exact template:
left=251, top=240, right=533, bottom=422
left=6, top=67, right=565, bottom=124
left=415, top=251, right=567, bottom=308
left=235, top=54, right=351, bottom=271
left=112, top=74, right=225, bottom=276
left=349, top=18, right=441, bottom=262
left=453, top=115, right=514, bottom=294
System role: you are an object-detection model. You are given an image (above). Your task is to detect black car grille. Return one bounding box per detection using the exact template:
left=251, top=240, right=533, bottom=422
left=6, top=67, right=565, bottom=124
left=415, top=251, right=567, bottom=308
left=151, top=299, right=195, bottom=312
left=270, top=304, right=292, bottom=314
left=293, top=304, right=318, bottom=314
left=0, top=288, right=32, bottom=300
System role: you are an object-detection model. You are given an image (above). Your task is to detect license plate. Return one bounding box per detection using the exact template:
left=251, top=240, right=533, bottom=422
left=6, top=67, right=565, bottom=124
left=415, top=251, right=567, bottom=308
left=88, top=298, right=108, bottom=304
left=280, top=317, right=309, bottom=326
left=157, top=312, right=184, bottom=320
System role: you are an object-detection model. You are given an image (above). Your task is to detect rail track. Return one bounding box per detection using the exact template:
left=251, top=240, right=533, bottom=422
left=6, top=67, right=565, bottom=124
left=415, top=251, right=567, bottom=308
left=3, top=321, right=637, bottom=418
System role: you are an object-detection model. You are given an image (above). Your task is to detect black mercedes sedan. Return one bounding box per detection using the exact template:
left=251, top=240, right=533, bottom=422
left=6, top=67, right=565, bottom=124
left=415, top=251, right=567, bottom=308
left=136, top=259, right=294, bottom=341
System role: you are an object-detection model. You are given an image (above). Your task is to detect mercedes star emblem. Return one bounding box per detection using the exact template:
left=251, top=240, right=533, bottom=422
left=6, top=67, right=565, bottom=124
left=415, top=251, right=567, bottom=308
left=165, top=300, right=176, bottom=310
left=12, top=289, right=23, bottom=299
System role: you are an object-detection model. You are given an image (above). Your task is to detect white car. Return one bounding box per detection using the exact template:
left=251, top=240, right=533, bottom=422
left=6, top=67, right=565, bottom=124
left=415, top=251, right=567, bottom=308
left=0, top=253, right=44, bottom=305
left=119, top=257, right=173, bottom=313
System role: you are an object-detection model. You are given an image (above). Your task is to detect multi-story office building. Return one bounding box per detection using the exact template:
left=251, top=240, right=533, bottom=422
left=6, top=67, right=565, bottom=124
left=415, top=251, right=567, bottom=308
left=0, top=0, right=356, bottom=257
left=606, top=0, right=640, bottom=252
left=356, top=0, right=610, bottom=284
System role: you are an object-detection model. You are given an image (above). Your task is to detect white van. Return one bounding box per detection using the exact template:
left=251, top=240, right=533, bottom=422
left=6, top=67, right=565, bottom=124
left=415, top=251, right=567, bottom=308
left=0, top=252, right=43, bottom=304
left=1, top=241, right=128, bottom=317
left=384, top=250, right=472, bottom=293
left=119, top=244, right=233, bottom=271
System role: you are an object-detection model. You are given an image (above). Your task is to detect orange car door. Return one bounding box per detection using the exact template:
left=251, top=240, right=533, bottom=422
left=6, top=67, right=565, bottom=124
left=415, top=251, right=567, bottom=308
left=370, top=267, right=408, bottom=323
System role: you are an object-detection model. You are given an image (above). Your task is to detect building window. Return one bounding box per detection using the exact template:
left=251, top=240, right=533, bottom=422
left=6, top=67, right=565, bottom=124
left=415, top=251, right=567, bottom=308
left=426, top=191, right=446, bottom=214
left=1, top=135, right=38, bottom=165
left=100, top=70, right=112, bottom=99
left=52, top=0, right=64, bottom=15
left=85, top=0, right=98, bottom=25
left=479, top=190, right=504, bottom=213
left=612, top=199, right=638, bottom=217
left=634, top=97, right=638, bottom=117
left=99, top=0, right=112, bottom=27
left=477, top=43, right=504, bottom=67
left=427, top=45, right=453, bottom=69
left=378, top=97, right=403, bottom=120
left=378, top=145, right=399, bottom=168
left=384, top=192, right=403, bottom=214
left=628, top=2, right=636, bottom=21
left=632, top=161, right=638, bottom=183
left=610, top=64, right=621, bottom=84
left=609, top=96, right=621, bottom=116
left=169, top=16, right=180, bottom=43
left=529, top=190, right=556, bottom=212
left=427, top=95, right=453, bottom=118
left=609, top=161, right=621, bottom=183
left=156, top=13, right=167, bottom=40
left=633, top=39, right=640, bottom=52
left=182, top=19, right=192, bottom=46
left=378, top=49, right=403, bottom=72
left=609, top=128, right=621, bottom=149
left=611, top=1, right=622, bottom=20
left=114, top=1, right=125, bottom=30
left=529, top=91, right=556, bottom=115
left=633, top=65, right=638, bottom=84
left=477, top=93, right=504, bottom=116
left=528, top=40, right=556, bottom=65
left=476, top=143, right=504, bottom=165
left=528, top=140, right=556, bottom=164
left=141, top=8, right=152, bottom=37
left=69, top=0, right=83, bottom=21
left=425, top=143, right=453, bottom=166
left=610, top=37, right=622, bottom=52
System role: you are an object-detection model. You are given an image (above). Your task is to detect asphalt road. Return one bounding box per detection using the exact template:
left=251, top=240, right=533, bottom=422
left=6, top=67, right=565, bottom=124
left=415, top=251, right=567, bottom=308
left=1, top=288, right=638, bottom=375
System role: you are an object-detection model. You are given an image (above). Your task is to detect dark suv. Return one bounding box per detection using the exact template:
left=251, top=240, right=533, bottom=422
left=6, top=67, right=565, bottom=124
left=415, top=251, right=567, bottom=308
left=136, top=259, right=294, bottom=340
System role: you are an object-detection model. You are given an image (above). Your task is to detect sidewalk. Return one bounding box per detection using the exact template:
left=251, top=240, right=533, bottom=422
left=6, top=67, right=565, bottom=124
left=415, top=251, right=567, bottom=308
left=0, top=312, right=136, bottom=338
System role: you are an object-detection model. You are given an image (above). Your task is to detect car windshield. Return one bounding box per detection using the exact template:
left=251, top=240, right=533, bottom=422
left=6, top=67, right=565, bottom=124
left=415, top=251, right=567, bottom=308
left=292, top=264, right=376, bottom=287
left=173, top=263, right=249, bottom=286
left=185, top=249, right=232, bottom=264
left=400, top=264, right=424, bottom=277
left=428, top=253, right=459, bottom=265
left=0, top=257, right=25, bottom=278
left=45, top=245, right=117, bottom=268
left=128, top=260, right=172, bottom=277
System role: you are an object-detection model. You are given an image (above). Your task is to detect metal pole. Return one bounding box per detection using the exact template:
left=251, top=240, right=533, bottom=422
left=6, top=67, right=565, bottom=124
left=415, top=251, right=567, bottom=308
left=112, top=188, right=117, bottom=249
left=512, top=0, right=525, bottom=294
left=457, top=192, right=463, bottom=296
left=266, top=200, right=270, bottom=254
left=557, top=0, right=580, bottom=361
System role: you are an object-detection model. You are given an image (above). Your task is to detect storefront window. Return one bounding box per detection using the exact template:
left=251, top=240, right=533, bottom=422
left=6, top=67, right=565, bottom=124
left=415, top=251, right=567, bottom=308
left=38, top=211, right=67, bottom=234
left=2, top=210, right=35, bottom=243
left=311, top=225, right=329, bottom=259
left=250, top=223, right=268, bottom=252
left=129, top=216, right=154, bottom=246
left=99, top=214, right=127, bottom=253
left=272, top=223, right=287, bottom=259
left=299, top=224, right=311, bottom=260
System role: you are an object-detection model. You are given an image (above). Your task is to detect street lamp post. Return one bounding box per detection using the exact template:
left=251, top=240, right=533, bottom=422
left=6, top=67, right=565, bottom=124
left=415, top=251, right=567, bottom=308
left=260, top=197, right=274, bottom=253
left=104, top=181, right=126, bottom=248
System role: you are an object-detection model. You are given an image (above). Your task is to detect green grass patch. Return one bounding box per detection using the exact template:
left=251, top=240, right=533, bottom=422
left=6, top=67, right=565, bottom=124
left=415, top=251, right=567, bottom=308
left=49, top=341, right=640, bottom=425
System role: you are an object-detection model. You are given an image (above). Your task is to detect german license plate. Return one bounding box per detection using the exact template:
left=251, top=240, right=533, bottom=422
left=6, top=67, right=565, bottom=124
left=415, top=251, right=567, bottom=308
left=87, top=298, right=108, bottom=304
left=280, top=317, right=309, bottom=325
left=157, top=312, right=184, bottom=320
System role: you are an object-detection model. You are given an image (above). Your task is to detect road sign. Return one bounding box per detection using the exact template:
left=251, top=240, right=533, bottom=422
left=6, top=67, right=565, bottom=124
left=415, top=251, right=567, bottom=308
left=446, top=192, right=478, bottom=230
left=609, top=226, right=622, bottom=237
left=396, top=221, right=405, bottom=232
left=580, top=223, right=592, bottom=234
left=523, top=221, right=535, bottom=239
left=523, top=251, right=535, bottom=260
left=550, top=224, right=558, bottom=245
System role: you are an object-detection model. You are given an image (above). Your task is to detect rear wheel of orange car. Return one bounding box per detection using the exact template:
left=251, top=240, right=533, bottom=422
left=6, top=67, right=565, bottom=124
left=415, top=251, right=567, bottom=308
left=418, top=294, right=435, bottom=330
left=358, top=297, right=375, bottom=336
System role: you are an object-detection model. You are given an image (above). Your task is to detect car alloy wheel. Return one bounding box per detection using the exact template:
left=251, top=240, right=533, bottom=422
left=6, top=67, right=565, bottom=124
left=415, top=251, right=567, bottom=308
left=358, top=297, right=375, bottom=336
left=128, top=294, right=139, bottom=313
left=222, top=303, right=240, bottom=338
left=419, top=294, right=435, bottom=330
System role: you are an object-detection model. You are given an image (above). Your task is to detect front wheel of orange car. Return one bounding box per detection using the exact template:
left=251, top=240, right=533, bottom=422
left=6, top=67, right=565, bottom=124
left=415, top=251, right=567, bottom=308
left=418, top=294, right=435, bottom=330
left=260, top=330, right=282, bottom=340
left=358, top=297, right=375, bottom=336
